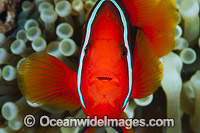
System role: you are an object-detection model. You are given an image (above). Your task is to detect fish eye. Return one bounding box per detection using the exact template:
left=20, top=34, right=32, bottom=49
left=122, top=47, right=127, bottom=58
left=84, top=47, right=88, bottom=57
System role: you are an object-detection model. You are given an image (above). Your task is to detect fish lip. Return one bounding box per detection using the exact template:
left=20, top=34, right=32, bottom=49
left=89, top=71, right=120, bottom=85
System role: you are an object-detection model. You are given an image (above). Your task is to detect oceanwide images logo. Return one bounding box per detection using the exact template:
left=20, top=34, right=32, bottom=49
left=24, top=115, right=175, bottom=129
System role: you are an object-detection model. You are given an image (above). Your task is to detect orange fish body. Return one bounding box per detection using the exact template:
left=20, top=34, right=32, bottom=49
left=17, top=0, right=177, bottom=129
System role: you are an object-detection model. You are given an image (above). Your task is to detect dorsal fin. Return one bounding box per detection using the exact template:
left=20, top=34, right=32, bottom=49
left=121, top=0, right=178, bottom=57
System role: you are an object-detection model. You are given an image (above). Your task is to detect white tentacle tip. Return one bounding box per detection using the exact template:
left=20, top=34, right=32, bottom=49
left=134, top=94, right=153, bottom=107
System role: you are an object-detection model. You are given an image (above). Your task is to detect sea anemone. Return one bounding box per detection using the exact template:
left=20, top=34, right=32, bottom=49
left=0, top=0, right=199, bottom=132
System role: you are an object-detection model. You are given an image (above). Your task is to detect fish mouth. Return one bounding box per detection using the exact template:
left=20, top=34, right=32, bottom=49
left=89, top=71, right=119, bottom=85
left=97, top=76, right=113, bottom=81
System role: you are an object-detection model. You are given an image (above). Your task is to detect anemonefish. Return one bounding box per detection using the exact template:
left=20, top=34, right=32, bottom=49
left=17, top=0, right=177, bottom=131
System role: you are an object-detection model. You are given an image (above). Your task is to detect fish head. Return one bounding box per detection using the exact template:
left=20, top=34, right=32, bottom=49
left=77, top=0, right=132, bottom=119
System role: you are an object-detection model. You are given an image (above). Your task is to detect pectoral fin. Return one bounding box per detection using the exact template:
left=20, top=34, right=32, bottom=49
left=131, top=30, right=163, bottom=98
left=17, top=52, right=80, bottom=111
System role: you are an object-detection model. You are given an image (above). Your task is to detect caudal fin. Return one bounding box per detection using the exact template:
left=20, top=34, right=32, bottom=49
left=121, top=0, right=178, bottom=57
left=17, top=52, right=80, bottom=111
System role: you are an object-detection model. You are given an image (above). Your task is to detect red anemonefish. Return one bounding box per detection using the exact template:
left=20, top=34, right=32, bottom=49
left=17, top=0, right=177, bottom=131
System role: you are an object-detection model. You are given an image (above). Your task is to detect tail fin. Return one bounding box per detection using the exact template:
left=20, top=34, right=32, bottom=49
left=121, top=0, right=178, bottom=57
left=17, top=52, right=80, bottom=111
left=131, top=30, right=163, bottom=98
